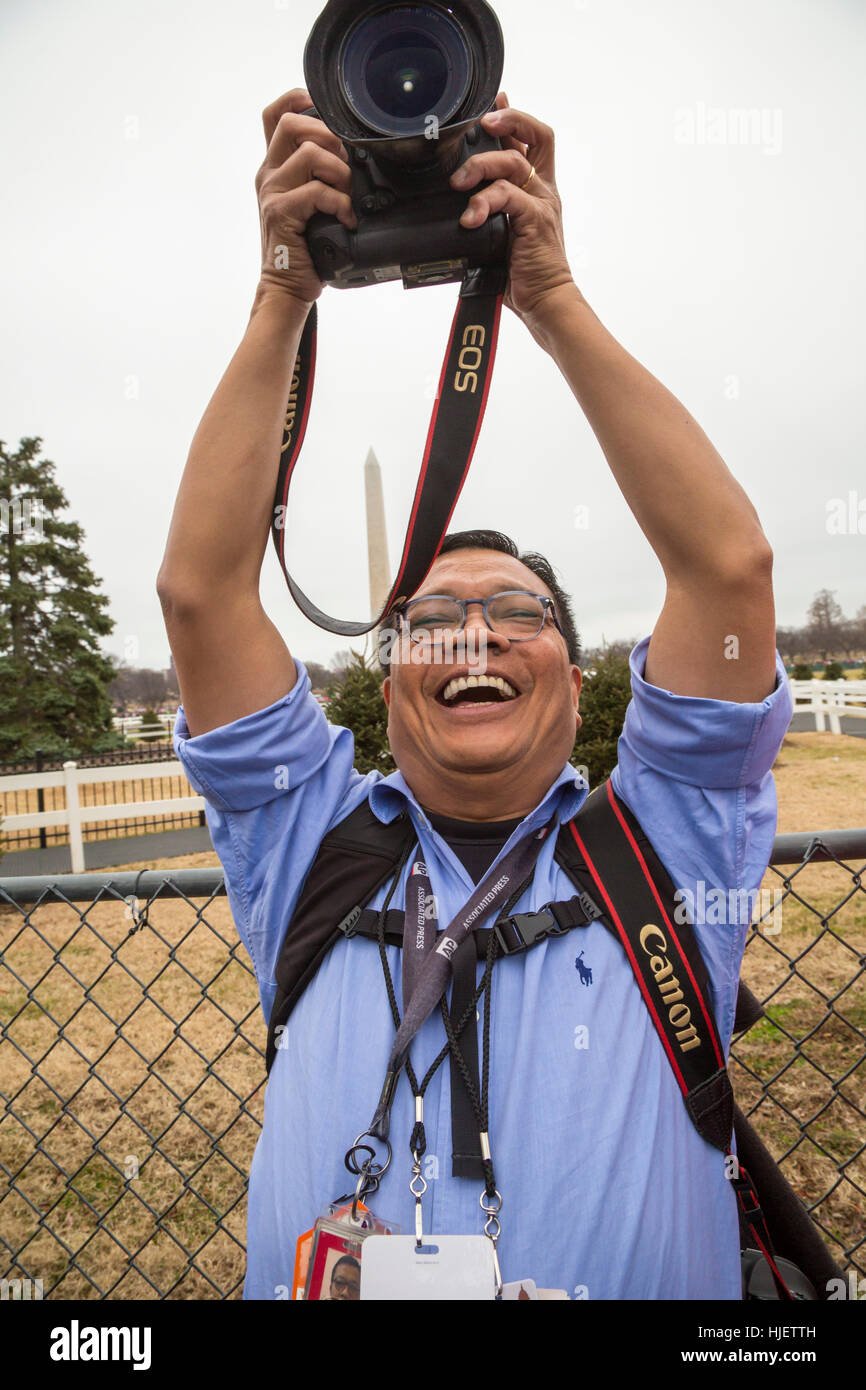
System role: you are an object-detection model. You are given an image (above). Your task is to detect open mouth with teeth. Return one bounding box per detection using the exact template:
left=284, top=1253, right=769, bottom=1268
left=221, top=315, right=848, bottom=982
left=437, top=675, right=520, bottom=708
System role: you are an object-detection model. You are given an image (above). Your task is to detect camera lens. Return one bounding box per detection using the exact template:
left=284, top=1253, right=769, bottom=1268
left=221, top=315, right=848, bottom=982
left=341, top=4, right=472, bottom=135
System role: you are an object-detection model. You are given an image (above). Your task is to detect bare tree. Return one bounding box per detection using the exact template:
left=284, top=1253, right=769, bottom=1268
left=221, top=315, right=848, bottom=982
left=109, top=666, right=169, bottom=711
left=775, top=627, right=805, bottom=665
left=806, top=590, right=845, bottom=663
left=304, top=661, right=335, bottom=691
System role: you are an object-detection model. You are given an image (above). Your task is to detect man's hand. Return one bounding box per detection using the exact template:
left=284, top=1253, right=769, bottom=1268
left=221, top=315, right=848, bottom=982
left=450, top=92, right=576, bottom=325
left=256, top=89, right=357, bottom=307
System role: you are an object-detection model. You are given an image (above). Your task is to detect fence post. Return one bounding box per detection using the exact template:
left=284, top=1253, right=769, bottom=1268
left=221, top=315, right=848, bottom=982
left=812, top=680, right=825, bottom=733
left=63, top=761, right=85, bottom=873
left=36, top=748, right=46, bottom=849
left=829, top=683, right=842, bottom=737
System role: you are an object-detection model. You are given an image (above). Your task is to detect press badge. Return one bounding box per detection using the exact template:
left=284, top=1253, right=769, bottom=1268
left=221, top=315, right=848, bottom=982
left=360, top=1234, right=498, bottom=1300
left=295, top=1202, right=400, bottom=1301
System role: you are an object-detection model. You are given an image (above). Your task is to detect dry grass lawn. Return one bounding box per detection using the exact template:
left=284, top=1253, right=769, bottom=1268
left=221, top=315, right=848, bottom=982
left=1, top=732, right=864, bottom=1298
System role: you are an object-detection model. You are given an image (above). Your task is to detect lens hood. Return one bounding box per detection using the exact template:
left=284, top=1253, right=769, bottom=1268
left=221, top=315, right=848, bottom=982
left=304, top=0, right=504, bottom=164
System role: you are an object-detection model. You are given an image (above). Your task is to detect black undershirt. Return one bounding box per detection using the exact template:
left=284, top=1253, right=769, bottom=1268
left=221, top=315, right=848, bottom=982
left=425, top=811, right=525, bottom=884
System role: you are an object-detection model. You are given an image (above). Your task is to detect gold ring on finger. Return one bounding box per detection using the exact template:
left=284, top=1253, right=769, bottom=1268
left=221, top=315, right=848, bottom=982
left=520, top=164, right=536, bottom=191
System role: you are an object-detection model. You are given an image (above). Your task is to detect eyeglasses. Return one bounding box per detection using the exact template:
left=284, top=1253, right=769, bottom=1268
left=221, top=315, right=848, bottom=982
left=395, top=590, right=564, bottom=645
left=331, top=1276, right=360, bottom=1295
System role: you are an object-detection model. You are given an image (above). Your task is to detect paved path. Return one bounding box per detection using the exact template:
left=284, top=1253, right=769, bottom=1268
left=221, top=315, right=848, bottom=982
left=0, top=827, right=214, bottom=879
left=788, top=714, right=866, bottom=738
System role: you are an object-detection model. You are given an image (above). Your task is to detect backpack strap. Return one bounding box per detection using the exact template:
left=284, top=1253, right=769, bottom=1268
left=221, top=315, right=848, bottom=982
left=265, top=801, right=416, bottom=1074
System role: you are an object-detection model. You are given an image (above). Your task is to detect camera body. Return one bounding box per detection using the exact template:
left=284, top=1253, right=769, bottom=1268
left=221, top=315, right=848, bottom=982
left=305, top=110, right=508, bottom=290
left=302, top=0, right=508, bottom=290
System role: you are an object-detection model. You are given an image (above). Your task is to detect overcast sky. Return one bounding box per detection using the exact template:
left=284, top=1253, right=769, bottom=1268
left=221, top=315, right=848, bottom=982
left=2, top=0, right=864, bottom=671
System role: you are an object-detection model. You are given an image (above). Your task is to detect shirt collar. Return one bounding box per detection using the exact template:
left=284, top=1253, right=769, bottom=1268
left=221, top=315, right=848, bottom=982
left=368, top=762, right=589, bottom=834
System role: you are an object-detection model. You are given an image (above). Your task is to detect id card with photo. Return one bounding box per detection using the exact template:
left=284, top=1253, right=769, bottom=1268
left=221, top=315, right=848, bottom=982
left=301, top=1204, right=401, bottom=1302
left=305, top=1226, right=365, bottom=1301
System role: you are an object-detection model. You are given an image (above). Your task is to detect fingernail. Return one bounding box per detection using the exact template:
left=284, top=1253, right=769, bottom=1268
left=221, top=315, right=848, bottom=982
left=483, top=110, right=502, bottom=125
left=461, top=206, right=480, bottom=226
left=452, top=166, right=470, bottom=186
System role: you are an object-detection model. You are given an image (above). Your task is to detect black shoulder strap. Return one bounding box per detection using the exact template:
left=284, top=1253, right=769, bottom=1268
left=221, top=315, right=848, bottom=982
left=555, top=779, right=734, bottom=1153
left=265, top=801, right=416, bottom=1074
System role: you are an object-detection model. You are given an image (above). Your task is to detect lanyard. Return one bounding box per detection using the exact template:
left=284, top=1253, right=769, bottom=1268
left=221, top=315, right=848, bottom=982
left=369, top=819, right=555, bottom=1142
left=341, top=821, right=552, bottom=1289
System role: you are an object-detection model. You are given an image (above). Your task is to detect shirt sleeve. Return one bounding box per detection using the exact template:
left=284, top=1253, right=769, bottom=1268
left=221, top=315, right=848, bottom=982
left=617, top=637, right=793, bottom=790
left=171, top=661, right=374, bottom=1019
left=610, top=637, right=794, bottom=1048
left=172, top=663, right=350, bottom=812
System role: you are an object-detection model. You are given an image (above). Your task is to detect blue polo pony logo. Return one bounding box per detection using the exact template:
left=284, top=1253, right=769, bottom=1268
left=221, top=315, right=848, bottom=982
left=575, top=950, right=593, bottom=987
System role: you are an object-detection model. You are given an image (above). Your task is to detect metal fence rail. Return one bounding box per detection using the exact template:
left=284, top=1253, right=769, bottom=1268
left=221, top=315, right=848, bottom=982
left=1, top=830, right=864, bottom=1299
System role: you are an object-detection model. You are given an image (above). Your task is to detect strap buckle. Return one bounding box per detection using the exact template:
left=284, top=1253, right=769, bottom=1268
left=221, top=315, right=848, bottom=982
left=732, top=1174, right=764, bottom=1223
left=575, top=890, right=602, bottom=923
left=494, top=909, right=558, bottom=955
left=337, top=906, right=363, bottom=939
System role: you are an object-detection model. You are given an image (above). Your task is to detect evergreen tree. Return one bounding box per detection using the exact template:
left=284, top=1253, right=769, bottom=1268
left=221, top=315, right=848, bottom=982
left=137, top=707, right=165, bottom=742
left=791, top=662, right=815, bottom=681
left=325, top=651, right=394, bottom=776
left=0, top=436, right=121, bottom=759
left=571, top=650, right=633, bottom=787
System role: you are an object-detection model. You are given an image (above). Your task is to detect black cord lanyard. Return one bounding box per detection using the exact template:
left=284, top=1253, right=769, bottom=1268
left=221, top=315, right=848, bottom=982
left=343, top=831, right=547, bottom=1283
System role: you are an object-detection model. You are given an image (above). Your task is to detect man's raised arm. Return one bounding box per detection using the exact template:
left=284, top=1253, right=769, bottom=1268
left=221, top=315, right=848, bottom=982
left=157, top=90, right=356, bottom=736
left=452, top=98, right=777, bottom=703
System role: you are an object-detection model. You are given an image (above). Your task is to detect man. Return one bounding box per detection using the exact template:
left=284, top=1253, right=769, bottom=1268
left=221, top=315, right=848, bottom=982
left=158, top=88, right=792, bottom=1299
left=329, top=1255, right=361, bottom=1302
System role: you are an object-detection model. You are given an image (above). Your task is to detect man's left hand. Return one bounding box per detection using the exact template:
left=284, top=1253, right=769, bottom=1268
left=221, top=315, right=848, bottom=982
left=451, top=92, right=576, bottom=322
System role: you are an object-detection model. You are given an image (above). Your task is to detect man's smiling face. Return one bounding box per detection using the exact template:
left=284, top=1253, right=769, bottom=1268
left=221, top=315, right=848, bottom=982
left=382, top=549, right=582, bottom=816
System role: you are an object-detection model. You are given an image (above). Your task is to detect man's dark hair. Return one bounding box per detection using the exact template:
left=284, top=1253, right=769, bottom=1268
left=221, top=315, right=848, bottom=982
left=379, top=529, right=581, bottom=668
left=331, top=1255, right=361, bottom=1279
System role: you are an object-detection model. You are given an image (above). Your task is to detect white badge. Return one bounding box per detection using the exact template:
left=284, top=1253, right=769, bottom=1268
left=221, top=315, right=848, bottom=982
left=360, top=1235, right=497, bottom=1300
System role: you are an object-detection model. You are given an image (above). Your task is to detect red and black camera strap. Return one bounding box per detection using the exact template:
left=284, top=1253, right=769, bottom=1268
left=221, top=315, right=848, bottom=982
left=564, top=780, right=793, bottom=1300
left=270, top=265, right=508, bottom=636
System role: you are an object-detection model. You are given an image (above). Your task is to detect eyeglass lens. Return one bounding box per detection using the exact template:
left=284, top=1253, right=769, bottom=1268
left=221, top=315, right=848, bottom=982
left=406, top=593, right=546, bottom=640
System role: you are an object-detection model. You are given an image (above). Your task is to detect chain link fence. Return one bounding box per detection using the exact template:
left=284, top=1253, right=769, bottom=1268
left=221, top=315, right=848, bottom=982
left=1, top=830, right=864, bottom=1299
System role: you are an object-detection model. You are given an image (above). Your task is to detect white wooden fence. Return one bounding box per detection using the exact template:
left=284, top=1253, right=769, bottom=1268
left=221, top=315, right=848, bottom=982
left=0, top=760, right=203, bottom=873
left=2, top=680, right=864, bottom=873
left=112, top=713, right=176, bottom=738
left=789, top=679, right=866, bottom=735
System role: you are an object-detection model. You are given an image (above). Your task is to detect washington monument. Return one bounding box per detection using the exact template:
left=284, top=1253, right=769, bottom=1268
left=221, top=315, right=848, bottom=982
left=364, top=448, right=390, bottom=620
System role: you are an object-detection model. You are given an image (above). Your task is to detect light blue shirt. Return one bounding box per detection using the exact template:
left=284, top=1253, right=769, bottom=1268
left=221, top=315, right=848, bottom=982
left=173, top=638, right=792, bottom=1299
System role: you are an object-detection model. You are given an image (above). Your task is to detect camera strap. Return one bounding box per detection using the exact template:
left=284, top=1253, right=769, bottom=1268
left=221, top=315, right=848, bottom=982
left=271, top=265, right=508, bottom=635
